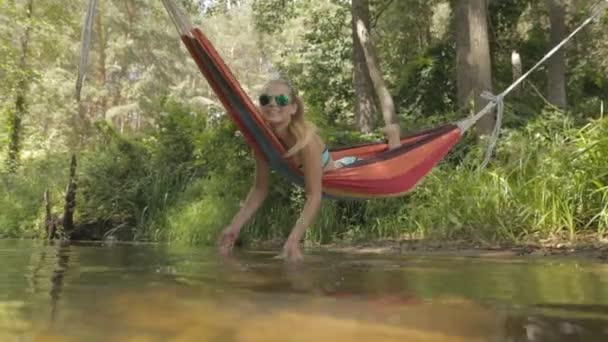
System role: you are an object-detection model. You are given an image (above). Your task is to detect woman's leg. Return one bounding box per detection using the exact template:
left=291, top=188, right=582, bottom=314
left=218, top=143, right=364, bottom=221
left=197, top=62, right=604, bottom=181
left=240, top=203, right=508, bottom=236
left=382, top=123, right=401, bottom=150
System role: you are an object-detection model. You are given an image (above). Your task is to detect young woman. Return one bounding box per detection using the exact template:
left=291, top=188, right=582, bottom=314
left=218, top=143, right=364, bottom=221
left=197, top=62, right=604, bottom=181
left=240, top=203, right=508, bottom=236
left=217, top=79, right=401, bottom=262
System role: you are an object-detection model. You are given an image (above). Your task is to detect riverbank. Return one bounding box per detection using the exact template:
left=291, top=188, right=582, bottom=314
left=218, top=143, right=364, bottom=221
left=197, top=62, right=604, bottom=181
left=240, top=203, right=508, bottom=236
left=3, top=113, right=608, bottom=250
left=325, top=240, right=608, bottom=261
left=251, top=233, right=608, bottom=261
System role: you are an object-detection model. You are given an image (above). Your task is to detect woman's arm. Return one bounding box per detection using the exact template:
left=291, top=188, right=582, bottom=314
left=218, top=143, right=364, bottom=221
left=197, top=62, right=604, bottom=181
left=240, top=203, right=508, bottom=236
left=219, top=151, right=270, bottom=250
left=283, top=140, right=324, bottom=259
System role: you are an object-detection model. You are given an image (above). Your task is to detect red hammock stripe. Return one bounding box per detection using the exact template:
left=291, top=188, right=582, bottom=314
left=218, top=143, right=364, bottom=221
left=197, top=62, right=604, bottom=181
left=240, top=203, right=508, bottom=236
left=324, top=127, right=460, bottom=182
left=179, top=27, right=464, bottom=199
left=323, top=129, right=461, bottom=194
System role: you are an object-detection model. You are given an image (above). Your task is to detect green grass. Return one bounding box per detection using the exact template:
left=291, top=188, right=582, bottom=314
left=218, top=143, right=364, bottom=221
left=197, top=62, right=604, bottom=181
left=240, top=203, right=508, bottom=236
left=3, top=109, right=607, bottom=248
left=361, top=111, right=608, bottom=245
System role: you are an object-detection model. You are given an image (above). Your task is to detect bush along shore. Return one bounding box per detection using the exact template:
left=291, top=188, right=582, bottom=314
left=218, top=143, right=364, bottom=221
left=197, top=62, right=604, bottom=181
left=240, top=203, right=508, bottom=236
left=2, top=105, right=607, bottom=256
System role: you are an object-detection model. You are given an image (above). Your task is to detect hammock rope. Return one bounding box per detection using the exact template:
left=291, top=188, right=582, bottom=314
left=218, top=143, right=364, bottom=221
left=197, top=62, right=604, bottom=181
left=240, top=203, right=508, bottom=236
left=457, top=0, right=607, bottom=168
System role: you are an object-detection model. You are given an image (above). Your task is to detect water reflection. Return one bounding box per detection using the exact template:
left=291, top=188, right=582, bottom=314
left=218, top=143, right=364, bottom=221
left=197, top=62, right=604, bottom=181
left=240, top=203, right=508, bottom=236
left=49, top=242, right=70, bottom=324
left=504, top=304, right=608, bottom=341
left=1, top=240, right=608, bottom=341
left=22, top=240, right=72, bottom=332
left=219, top=251, right=423, bottom=307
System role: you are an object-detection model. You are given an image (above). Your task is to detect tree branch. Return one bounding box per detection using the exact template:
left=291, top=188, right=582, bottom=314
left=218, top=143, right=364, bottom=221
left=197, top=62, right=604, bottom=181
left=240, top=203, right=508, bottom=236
left=371, top=0, right=396, bottom=29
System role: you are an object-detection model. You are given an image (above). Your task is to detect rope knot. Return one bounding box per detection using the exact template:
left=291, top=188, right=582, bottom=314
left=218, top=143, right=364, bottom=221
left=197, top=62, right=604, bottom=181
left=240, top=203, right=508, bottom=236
left=479, top=91, right=505, bottom=169
left=480, top=91, right=504, bottom=104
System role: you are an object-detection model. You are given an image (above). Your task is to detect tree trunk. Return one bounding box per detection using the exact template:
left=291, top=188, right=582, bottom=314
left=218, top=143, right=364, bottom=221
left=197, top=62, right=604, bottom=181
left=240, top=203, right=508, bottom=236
left=351, top=0, right=376, bottom=133
left=547, top=0, right=567, bottom=109
left=62, top=154, right=77, bottom=236
left=455, top=0, right=472, bottom=111
left=511, top=50, right=522, bottom=96
left=44, top=189, right=57, bottom=240
left=6, top=107, right=22, bottom=173
left=354, top=14, right=398, bottom=128
left=454, top=0, right=494, bottom=136
left=6, top=0, right=34, bottom=172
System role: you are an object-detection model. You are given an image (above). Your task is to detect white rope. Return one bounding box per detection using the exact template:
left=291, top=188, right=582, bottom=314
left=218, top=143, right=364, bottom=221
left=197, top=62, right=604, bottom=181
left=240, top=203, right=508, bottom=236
left=459, top=0, right=608, bottom=168
left=161, top=0, right=194, bottom=37
left=455, top=101, right=496, bottom=133
left=500, top=0, right=607, bottom=99
left=480, top=91, right=504, bottom=168
left=75, top=0, right=97, bottom=101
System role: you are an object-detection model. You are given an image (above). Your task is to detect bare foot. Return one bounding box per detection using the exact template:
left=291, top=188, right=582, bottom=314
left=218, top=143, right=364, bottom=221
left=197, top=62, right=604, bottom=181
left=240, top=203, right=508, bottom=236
left=381, top=123, right=401, bottom=150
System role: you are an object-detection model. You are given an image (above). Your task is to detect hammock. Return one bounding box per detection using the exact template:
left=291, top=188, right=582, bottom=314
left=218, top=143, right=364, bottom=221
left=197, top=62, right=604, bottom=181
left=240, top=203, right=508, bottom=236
left=78, top=0, right=608, bottom=200
left=160, top=1, right=475, bottom=200
left=159, top=0, right=608, bottom=200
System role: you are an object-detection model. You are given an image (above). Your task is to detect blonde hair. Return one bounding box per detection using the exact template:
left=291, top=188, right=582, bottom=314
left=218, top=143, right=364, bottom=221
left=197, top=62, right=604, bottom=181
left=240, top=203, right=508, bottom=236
left=265, top=79, right=315, bottom=158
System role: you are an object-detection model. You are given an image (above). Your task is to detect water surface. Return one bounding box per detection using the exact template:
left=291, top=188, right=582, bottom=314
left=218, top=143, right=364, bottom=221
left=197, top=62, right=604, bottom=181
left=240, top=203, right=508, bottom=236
left=1, top=239, right=608, bottom=341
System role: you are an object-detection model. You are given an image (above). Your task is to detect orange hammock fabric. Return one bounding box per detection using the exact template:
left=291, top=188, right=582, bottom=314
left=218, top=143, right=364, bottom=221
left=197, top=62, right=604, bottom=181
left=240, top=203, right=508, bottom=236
left=179, top=27, right=463, bottom=200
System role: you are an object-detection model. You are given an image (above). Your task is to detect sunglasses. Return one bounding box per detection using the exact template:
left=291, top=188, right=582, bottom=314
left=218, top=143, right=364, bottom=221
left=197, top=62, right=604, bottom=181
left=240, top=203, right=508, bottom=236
left=259, top=94, right=290, bottom=107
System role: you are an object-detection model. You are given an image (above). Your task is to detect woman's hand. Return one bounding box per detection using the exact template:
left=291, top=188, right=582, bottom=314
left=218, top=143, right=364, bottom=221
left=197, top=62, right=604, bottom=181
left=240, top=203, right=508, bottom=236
left=277, top=238, right=304, bottom=262
left=277, top=137, right=324, bottom=262
left=217, top=151, right=270, bottom=255
left=217, top=226, right=238, bottom=255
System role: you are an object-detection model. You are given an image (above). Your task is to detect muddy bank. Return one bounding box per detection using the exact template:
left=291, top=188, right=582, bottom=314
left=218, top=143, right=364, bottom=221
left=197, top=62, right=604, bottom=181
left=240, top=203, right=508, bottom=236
left=251, top=234, right=608, bottom=261
left=319, top=239, right=608, bottom=261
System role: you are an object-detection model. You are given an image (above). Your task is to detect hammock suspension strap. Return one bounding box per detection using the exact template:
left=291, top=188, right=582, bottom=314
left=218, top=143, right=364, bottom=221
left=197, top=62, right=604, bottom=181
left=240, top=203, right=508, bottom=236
left=75, top=0, right=98, bottom=101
